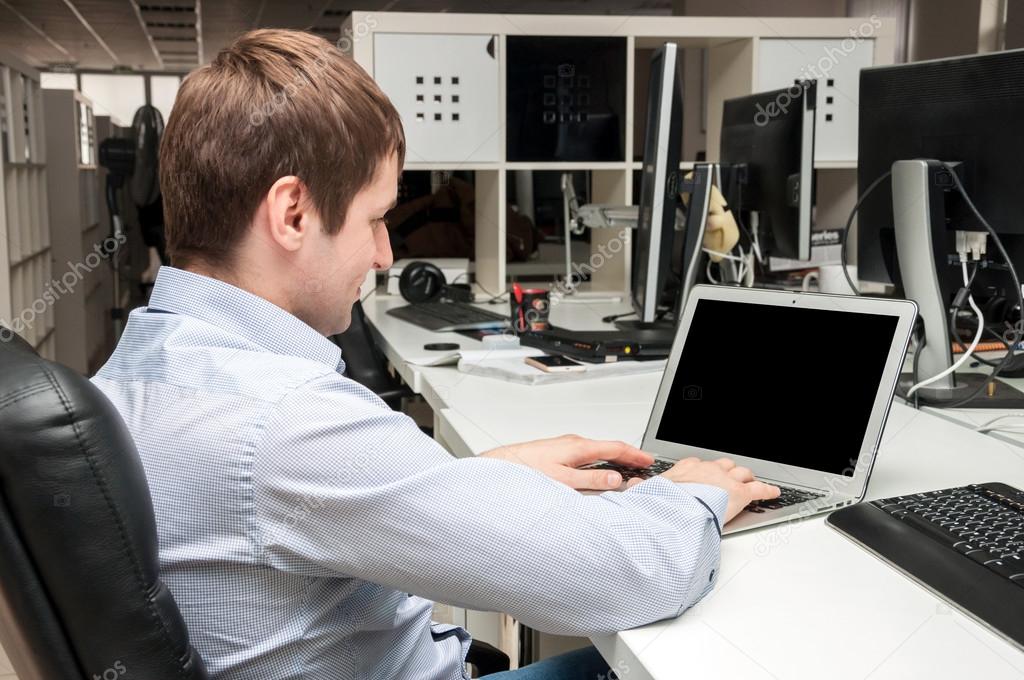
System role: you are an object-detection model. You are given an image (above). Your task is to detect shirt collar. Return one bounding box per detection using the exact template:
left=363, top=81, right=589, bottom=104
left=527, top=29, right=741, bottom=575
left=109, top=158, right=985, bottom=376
left=147, top=266, right=344, bottom=371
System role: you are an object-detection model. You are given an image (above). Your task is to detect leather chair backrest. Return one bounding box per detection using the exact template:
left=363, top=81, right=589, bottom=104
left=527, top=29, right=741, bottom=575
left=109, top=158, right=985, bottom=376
left=332, top=300, right=401, bottom=396
left=0, top=329, right=207, bottom=680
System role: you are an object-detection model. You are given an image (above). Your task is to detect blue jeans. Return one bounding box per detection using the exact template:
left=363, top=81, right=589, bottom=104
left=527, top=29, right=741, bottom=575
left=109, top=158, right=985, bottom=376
left=482, top=645, right=612, bottom=680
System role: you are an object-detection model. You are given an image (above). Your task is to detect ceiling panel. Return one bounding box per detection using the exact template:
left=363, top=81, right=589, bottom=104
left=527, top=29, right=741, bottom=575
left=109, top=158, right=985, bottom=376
left=0, top=0, right=117, bottom=69
left=0, top=0, right=673, bottom=73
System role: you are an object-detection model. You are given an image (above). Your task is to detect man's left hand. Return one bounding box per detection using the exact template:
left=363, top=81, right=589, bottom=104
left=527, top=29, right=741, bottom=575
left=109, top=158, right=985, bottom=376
left=481, top=435, right=653, bottom=491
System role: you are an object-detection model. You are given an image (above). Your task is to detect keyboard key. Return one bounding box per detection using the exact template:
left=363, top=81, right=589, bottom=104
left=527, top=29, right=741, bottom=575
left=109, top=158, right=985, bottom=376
left=987, top=558, right=1024, bottom=583
left=586, top=461, right=826, bottom=514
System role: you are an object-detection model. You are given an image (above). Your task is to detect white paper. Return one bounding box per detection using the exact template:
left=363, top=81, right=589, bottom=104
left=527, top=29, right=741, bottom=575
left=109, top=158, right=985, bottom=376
left=458, top=354, right=666, bottom=385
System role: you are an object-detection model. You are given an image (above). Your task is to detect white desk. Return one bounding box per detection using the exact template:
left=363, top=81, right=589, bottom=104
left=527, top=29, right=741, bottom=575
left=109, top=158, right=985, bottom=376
left=439, top=396, right=1024, bottom=679
left=362, top=292, right=1024, bottom=679
left=363, top=292, right=634, bottom=397
left=912, top=353, right=1024, bottom=449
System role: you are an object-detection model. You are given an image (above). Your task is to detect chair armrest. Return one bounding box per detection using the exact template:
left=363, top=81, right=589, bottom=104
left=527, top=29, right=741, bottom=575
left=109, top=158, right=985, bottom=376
left=374, top=387, right=413, bottom=411
left=466, top=639, right=511, bottom=676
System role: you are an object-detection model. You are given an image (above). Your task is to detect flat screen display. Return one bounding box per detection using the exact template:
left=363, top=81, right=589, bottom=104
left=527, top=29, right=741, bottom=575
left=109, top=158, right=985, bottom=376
left=655, top=298, right=898, bottom=475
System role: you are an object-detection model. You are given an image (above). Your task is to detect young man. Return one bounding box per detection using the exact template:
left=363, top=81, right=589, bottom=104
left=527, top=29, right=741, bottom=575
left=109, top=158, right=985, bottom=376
left=92, top=29, right=778, bottom=680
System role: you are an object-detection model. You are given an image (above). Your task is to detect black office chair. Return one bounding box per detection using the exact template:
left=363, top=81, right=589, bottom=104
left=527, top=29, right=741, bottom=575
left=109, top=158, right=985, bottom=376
left=331, top=299, right=412, bottom=410
left=0, top=329, right=207, bottom=679
left=0, top=330, right=508, bottom=678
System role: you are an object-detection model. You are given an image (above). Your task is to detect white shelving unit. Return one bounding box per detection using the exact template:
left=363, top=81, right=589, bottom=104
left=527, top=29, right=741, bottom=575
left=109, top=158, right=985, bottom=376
left=43, top=89, right=100, bottom=375
left=345, top=12, right=896, bottom=666
left=345, top=12, right=896, bottom=299
left=0, top=50, right=54, bottom=360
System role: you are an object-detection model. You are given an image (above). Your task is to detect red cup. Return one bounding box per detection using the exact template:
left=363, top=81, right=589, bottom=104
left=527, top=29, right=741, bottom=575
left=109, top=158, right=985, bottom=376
left=510, top=287, right=551, bottom=333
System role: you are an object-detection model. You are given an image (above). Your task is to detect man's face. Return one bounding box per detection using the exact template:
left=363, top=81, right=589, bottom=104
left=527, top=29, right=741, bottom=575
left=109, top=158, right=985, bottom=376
left=301, top=152, right=398, bottom=335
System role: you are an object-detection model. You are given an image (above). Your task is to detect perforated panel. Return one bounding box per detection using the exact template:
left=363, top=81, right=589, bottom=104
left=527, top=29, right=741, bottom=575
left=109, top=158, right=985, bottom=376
left=374, top=33, right=500, bottom=163
left=758, top=38, right=875, bottom=163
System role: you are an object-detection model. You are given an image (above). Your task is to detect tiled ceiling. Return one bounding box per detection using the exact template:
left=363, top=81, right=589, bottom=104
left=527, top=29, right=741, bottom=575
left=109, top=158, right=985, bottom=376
left=0, top=0, right=673, bottom=73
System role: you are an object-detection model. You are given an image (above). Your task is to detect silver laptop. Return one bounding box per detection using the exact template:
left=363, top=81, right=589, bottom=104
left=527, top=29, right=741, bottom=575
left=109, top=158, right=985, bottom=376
left=638, top=285, right=917, bottom=534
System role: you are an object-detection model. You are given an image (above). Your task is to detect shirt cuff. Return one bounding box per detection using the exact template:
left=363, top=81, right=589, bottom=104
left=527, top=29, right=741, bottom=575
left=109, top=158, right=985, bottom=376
left=619, top=476, right=726, bottom=615
left=673, top=483, right=728, bottom=613
left=430, top=622, right=472, bottom=676
left=675, top=483, right=729, bottom=536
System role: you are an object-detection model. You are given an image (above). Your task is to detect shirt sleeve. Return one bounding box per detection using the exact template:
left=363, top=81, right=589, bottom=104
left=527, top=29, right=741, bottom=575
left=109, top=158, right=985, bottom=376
left=252, top=374, right=728, bottom=637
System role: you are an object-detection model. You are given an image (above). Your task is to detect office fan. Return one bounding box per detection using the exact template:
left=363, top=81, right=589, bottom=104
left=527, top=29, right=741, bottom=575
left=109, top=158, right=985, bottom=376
left=129, top=105, right=165, bottom=285
left=97, top=104, right=165, bottom=339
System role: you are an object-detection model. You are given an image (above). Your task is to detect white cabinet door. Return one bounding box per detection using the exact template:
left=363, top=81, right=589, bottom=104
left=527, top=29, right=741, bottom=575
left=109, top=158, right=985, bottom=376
left=758, top=38, right=876, bottom=163
left=374, top=33, right=500, bottom=163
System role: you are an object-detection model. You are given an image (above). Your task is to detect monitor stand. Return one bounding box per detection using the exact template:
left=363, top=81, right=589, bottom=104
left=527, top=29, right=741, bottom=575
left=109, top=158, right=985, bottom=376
left=995, top=354, right=1024, bottom=378
left=892, top=159, right=1024, bottom=407
left=616, top=163, right=717, bottom=338
left=896, top=372, right=1024, bottom=408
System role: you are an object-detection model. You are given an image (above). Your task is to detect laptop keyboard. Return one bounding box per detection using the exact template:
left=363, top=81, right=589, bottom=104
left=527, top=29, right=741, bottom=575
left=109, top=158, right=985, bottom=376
left=590, top=460, right=675, bottom=480
left=588, top=461, right=825, bottom=512
left=747, top=486, right=825, bottom=513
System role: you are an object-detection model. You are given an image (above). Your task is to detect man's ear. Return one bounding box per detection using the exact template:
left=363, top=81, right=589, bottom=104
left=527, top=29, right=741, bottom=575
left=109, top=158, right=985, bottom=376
left=265, top=175, right=307, bottom=253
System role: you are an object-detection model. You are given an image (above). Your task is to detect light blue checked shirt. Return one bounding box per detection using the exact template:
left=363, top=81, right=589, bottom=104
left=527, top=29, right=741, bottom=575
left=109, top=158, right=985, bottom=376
left=92, top=266, right=728, bottom=680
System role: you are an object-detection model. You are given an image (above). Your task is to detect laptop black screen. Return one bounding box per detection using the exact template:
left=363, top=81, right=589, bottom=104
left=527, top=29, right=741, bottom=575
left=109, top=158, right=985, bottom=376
left=655, top=298, right=899, bottom=476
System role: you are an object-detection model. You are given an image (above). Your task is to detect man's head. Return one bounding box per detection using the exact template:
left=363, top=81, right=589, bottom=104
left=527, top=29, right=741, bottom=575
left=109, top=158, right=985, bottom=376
left=160, top=29, right=404, bottom=335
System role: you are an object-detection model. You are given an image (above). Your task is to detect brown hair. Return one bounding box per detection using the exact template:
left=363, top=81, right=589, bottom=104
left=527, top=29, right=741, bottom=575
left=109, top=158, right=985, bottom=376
left=160, top=29, right=405, bottom=268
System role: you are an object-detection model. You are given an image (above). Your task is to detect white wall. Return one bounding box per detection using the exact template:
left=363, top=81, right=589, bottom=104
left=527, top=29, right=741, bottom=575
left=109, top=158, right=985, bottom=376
left=908, top=0, right=981, bottom=60
left=40, top=72, right=76, bottom=90
left=1009, top=0, right=1024, bottom=47
left=150, top=75, right=181, bottom=123
left=80, top=73, right=145, bottom=127
left=673, top=0, right=847, bottom=16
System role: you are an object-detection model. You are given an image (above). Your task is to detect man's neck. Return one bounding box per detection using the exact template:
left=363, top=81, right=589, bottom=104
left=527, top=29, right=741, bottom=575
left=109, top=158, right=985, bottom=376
left=182, top=263, right=294, bottom=320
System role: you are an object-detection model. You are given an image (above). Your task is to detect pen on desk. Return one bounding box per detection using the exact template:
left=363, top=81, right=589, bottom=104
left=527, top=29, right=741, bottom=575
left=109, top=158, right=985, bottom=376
left=512, top=282, right=525, bottom=331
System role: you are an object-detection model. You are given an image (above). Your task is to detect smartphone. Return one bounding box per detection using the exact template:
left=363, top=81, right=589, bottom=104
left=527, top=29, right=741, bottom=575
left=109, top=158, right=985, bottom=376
left=524, top=355, right=587, bottom=373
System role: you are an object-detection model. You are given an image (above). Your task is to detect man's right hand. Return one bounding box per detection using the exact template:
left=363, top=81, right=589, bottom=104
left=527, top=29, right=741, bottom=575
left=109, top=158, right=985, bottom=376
left=653, top=457, right=780, bottom=523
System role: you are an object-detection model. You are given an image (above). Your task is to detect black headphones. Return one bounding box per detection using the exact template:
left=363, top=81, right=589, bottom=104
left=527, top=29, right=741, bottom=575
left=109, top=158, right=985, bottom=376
left=398, top=261, right=474, bottom=304
left=399, top=261, right=446, bottom=303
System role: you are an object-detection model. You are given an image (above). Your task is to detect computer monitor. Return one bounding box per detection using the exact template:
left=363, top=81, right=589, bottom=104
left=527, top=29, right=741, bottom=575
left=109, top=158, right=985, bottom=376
left=719, top=81, right=816, bottom=261
left=857, top=49, right=1024, bottom=401
left=630, top=43, right=683, bottom=324
left=858, top=49, right=1024, bottom=296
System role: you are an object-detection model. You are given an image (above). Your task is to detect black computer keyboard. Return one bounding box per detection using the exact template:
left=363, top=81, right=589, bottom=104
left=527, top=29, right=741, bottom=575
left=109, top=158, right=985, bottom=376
left=587, top=461, right=824, bottom=512
left=828, top=482, right=1024, bottom=648
left=386, top=302, right=509, bottom=332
